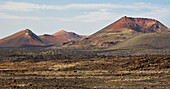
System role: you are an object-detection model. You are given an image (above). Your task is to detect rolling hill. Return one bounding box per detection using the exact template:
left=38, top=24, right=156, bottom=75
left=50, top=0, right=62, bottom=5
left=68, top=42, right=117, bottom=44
left=111, top=33, right=170, bottom=49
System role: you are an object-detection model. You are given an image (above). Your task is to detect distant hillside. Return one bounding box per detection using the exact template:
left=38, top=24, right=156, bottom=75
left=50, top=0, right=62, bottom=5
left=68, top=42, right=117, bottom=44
left=39, top=30, right=86, bottom=44
left=95, top=16, right=169, bottom=33
left=53, top=30, right=84, bottom=39
left=111, top=33, right=170, bottom=49
left=73, top=16, right=169, bottom=47
left=0, top=29, right=86, bottom=48
left=0, top=16, right=169, bottom=48
left=0, top=29, right=46, bottom=48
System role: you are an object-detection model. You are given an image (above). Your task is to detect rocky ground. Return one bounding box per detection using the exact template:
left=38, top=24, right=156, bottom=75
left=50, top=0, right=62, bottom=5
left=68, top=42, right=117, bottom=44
left=0, top=54, right=169, bottom=89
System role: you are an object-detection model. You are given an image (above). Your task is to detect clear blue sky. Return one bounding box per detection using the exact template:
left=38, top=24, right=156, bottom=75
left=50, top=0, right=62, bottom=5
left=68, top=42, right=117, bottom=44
left=0, top=0, right=169, bottom=38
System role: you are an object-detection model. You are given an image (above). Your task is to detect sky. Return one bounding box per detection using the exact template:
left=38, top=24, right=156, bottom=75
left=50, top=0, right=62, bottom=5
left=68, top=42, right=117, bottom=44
left=0, top=0, right=170, bottom=39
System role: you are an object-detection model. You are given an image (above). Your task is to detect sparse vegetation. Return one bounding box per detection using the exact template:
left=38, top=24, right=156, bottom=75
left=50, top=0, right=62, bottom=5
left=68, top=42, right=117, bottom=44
left=0, top=48, right=169, bottom=88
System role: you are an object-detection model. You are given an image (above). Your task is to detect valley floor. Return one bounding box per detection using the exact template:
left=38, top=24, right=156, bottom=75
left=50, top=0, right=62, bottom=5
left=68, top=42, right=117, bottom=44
left=0, top=54, right=169, bottom=89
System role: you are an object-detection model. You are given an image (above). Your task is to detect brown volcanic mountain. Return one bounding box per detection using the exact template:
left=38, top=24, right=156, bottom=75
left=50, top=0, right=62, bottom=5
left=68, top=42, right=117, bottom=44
left=74, top=16, right=169, bottom=47
left=0, top=29, right=46, bottom=48
left=0, top=16, right=169, bottom=48
left=53, top=30, right=85, bottom=39
left=92, top=16, right=169, bottom=36
left=39, top=30, right=86, bottom=44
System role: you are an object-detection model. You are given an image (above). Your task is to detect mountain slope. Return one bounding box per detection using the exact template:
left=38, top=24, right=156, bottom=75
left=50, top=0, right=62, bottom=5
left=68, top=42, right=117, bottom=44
left=53, top=30, right=84, bottom=39
left=0, top=29, right=46, bottom=48
left=111, top=33, right=170, bottom=49
left=73, top=16, right=169, bottom=47
left=39, top=30, right=86, bottom=44
left=97, top=16, right=169, bottom=33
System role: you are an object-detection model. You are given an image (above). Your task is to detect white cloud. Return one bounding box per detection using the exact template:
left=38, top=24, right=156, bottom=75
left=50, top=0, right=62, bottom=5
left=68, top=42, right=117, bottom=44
left=0, top=2, right=41, bottom=11
left=0, top=1, right=169, bottom=23
left=70, top=3, right=170, bottom=23
left=140, top=9, right=170, bottom=18
left=0, top=13, right=42, bottom=20
left=0, top=13, right=63, bottom=20
left=73, top=11, right=119, bottom=22
left=0, top=1, right=167, bottom=11
left=0, top=2, right=113, bottom=11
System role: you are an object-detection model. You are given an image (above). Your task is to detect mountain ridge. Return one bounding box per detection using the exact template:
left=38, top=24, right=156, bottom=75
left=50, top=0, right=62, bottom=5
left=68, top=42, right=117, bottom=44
left=39, top=30, right=86, bottom=45
left=73, top=16, right=169, bottom=47
left=0, top=16, right=169, bottom=48
left=0, top=29, right=46, bottom=48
